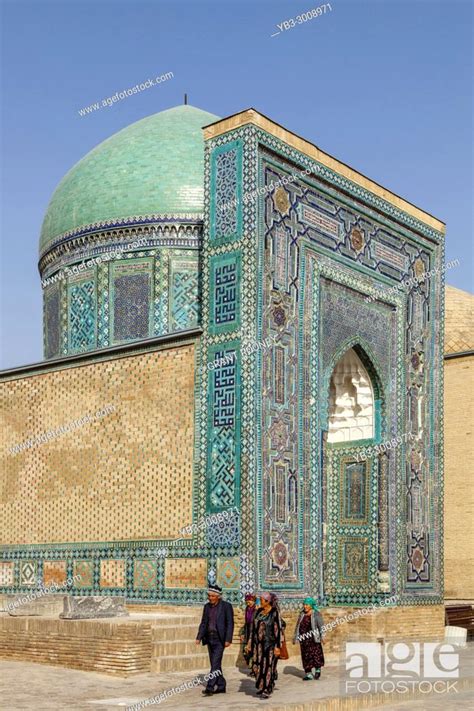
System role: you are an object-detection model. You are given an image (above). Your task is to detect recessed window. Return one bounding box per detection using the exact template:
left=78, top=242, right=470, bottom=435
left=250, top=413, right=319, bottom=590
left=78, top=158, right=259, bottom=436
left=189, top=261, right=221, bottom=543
left=328, top=349, right=374, bottom=443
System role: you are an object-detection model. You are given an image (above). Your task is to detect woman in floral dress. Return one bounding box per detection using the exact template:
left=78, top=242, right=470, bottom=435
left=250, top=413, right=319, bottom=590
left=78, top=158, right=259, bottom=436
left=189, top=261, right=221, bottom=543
left=293, top=596, right=325, bottom=680
left=247, top=592, right=282, bottom=699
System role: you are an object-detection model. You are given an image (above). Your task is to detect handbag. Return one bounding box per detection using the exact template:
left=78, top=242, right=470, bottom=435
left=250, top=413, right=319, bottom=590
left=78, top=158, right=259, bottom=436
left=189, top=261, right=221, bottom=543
left=279, top=636, right=289, bottom=660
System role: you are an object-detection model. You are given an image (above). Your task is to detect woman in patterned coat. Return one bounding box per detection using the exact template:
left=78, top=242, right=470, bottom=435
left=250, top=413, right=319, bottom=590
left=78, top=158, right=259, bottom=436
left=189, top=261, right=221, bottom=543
left=240, top=593, right=258, bottom=673
left=246, top=592, right=282, bottom=699
left=293, top=597, right=325, bottom=680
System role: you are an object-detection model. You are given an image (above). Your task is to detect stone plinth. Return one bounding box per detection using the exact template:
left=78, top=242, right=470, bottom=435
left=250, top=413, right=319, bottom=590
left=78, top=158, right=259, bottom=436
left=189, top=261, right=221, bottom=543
left=0, top=615, right=152, bottom=676
left=5, top=594, right=65, bottom=617
left=60, top=596, right=129, bottom=619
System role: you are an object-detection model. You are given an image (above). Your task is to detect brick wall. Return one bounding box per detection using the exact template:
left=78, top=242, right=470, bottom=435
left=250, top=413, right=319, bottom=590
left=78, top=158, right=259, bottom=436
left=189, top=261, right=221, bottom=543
left=444, top=354, right=474, bottom=601
left=0, top=343, right=196, bottom=545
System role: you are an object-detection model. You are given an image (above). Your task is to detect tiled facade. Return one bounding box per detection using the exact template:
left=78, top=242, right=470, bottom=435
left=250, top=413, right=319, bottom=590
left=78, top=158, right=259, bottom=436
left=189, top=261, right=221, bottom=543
left=1, top=106, right=447, bottom=613
left=42, top=237, right=201, bottom=358
left=201, top=111, right=444, bottom=608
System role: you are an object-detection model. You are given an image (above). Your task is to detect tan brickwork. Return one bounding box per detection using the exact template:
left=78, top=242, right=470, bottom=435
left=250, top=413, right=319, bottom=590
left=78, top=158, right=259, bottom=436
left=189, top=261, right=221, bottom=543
left=0, top=616, right=153, bottom=676
left=0, top=343, right=195, bottom=545
left=100, top=559, right=126, bottom=588
left=164, top=558, right=208, bottom=589
left=444, top=354, right=474, bottom=601
left=443, top=286, right=473, bottom=601
left=0, top=561, right=14, bottom=587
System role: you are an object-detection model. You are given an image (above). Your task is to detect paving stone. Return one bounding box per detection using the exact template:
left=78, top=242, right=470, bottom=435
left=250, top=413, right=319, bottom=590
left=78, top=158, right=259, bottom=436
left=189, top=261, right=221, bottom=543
left=0, top=642, right=472, bottom=711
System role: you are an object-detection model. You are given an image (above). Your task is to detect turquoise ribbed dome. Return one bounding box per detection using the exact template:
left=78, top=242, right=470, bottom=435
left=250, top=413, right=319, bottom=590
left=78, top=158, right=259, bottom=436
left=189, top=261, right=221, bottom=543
left=39, top=105, right=220, bottom=254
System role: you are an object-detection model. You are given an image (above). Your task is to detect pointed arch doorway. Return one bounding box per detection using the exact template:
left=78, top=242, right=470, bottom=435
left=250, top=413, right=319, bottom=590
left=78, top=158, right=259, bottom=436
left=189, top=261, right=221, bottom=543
left=321, top=346, right=389, bottom=602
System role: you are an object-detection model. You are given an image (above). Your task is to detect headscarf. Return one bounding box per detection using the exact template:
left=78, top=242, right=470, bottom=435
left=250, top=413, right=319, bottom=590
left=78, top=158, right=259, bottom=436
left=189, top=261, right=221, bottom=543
left=245, top=593, right=257, bottom=624
left=303, top=596, right=319, bottom=611
left=257, top=593, right=282, bottom=646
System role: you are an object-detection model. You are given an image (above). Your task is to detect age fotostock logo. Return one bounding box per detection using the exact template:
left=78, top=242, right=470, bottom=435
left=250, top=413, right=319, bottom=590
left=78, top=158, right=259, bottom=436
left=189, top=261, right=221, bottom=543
left=345, top=642, right=459, bottom=695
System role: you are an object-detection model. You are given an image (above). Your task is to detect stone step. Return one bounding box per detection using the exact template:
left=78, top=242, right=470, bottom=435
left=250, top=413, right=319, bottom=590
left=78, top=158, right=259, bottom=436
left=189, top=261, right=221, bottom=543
left=152, top=650, right=241, bottom=673
left=149, top=614, right=203, bottom=626
left=153, top=639, right=242, bottom=656
left=151, top=623, right=198, bottom=641
left=151, top=624, right=241, bottom=641
left=127, top=604, right=202, bottom=614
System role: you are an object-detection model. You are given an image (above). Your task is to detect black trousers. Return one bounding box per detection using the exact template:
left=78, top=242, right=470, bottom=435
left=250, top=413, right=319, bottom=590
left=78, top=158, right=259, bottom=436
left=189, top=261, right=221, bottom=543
left=206, top=633, right=226, bottom=690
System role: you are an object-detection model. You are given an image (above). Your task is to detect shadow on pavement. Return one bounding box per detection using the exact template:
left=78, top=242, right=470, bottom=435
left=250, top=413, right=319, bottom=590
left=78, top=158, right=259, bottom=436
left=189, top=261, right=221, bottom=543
left=282, top=665, right=305, bottom=679
left=237, top=677, right=260, bottom=698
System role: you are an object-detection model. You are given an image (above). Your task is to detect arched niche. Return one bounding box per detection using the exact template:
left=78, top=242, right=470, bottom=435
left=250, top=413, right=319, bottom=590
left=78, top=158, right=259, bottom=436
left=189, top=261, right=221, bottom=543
left=327, top=348, right=376, bottom=443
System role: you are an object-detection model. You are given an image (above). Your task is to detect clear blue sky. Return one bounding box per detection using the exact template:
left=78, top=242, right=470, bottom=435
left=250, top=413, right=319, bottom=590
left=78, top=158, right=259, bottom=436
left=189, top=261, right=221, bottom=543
left=0, top=0, right=472, bottom=369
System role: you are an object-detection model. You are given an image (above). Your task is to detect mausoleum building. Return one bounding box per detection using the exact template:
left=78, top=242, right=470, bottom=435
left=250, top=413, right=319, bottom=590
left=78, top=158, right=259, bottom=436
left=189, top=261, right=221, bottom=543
left=1, top=105, right=446, bottom=629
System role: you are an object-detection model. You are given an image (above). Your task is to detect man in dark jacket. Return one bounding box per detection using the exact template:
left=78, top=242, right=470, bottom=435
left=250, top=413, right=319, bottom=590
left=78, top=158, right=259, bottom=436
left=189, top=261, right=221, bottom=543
left=195, top=583, right=234, bottom=696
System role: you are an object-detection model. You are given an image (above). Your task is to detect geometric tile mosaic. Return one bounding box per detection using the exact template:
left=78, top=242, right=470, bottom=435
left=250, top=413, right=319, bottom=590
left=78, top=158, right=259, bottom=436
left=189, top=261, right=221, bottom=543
left=211, top=141, right=243, bottom=242
left=19, top=561, right=38, bottom=587
left=68, top=279, right=96, bottom=353
left=170, top=262, right=200, bottom=331
left=217, top=557, right=240, bottom=590
left=133, top=560, right=157, bottom=590
left=42, top=235, right=202, bottom=358
left=73, top=561, right=94, bottom=588
left=206, top=510, right=241, bottom=547
left=111, top=262, right=152, bottom=343
left=44, top=285, right=61, bottom=359
left=338, top=538, right=369, bottom=585
left=207, top=344, right=241, bottom=512
left=209, top=253, right=241, bottom=334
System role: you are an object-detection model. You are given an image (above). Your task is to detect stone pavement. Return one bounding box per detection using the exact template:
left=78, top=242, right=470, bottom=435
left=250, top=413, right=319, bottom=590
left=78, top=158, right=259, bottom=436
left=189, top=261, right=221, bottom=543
left=1, top=643, right=473, bottom=711
left=369, top=692, right=474, bottom=710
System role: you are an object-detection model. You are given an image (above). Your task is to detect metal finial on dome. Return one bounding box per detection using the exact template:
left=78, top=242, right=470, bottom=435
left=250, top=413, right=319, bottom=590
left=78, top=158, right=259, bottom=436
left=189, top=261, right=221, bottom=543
left=184, top=93, right=188, bottom=105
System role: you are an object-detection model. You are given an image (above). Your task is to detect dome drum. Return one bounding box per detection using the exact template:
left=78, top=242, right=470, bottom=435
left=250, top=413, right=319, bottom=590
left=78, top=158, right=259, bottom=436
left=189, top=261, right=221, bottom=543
left=39, top=105, right=219, bottom=359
